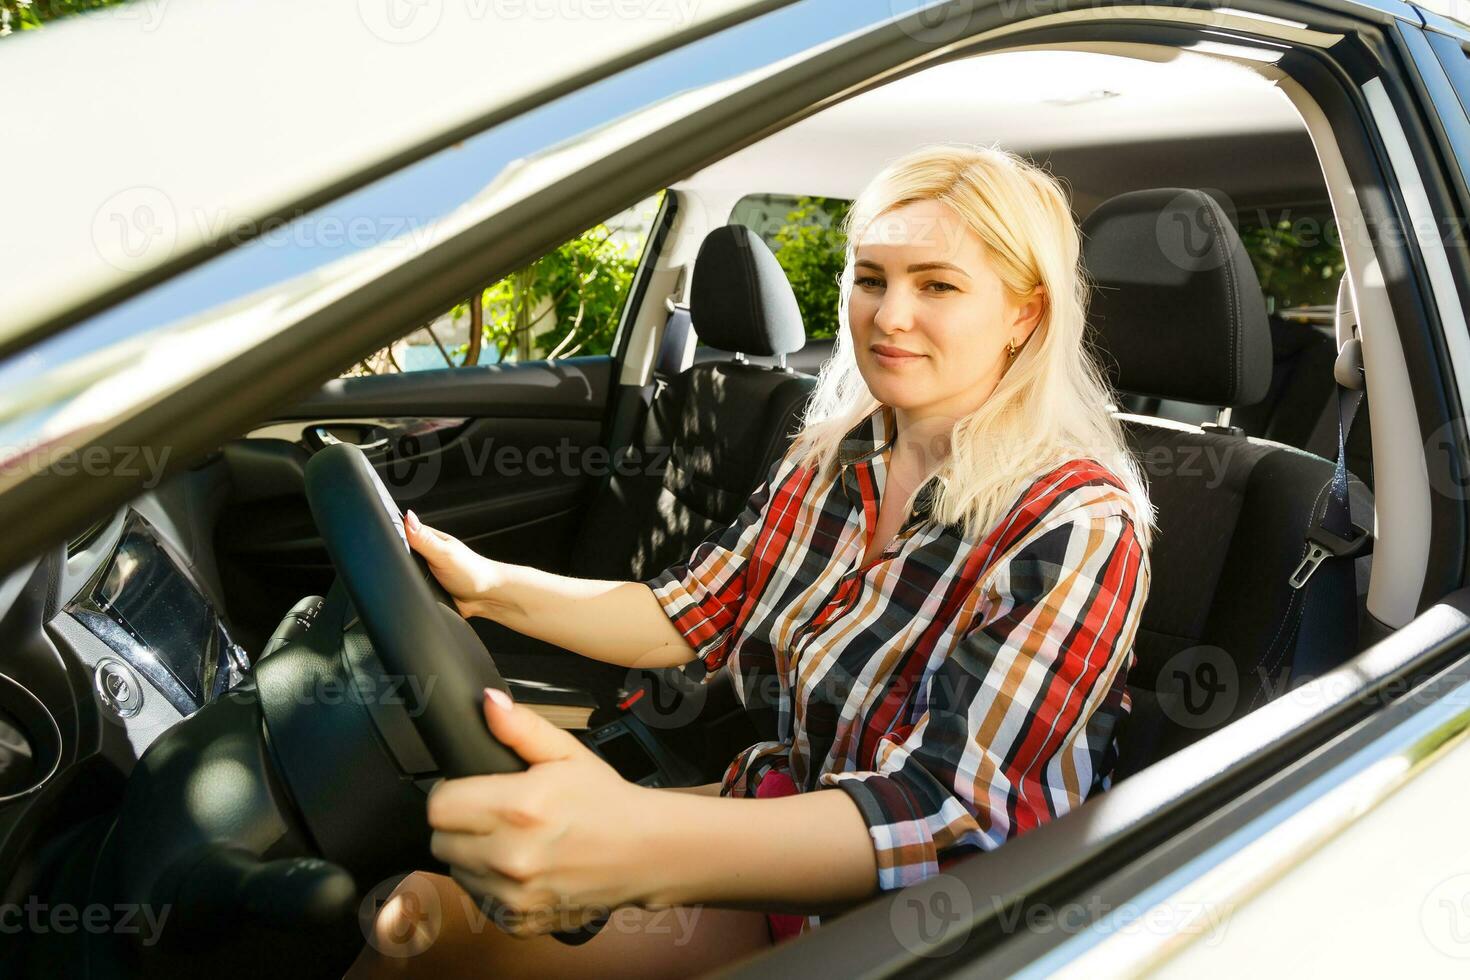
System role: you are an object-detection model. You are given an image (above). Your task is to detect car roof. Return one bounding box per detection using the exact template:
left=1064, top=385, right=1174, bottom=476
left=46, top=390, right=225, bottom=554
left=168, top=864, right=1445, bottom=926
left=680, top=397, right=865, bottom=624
left=675, top=47, right=1308, bottom=206
left=0, top=0, right=787, bottom=349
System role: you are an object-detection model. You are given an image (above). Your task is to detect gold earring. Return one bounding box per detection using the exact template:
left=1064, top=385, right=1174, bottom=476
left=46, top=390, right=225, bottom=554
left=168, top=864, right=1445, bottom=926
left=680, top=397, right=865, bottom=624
left=1006, top=339, right=1019, bottom=359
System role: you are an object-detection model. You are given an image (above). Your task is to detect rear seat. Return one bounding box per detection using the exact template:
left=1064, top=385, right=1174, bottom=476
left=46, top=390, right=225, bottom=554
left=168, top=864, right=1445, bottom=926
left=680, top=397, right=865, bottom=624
left=1081, top=188, right=1368, bottom=778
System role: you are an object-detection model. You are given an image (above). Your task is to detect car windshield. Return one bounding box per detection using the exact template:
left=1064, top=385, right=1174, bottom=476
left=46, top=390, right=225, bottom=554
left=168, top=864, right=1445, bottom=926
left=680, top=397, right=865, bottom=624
left=0, top=1, right=926, bottom=497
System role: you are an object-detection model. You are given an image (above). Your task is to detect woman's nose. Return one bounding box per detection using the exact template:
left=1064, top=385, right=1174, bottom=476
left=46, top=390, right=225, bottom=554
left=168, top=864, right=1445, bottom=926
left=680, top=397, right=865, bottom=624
left=874, top=290, right=917, bottom=334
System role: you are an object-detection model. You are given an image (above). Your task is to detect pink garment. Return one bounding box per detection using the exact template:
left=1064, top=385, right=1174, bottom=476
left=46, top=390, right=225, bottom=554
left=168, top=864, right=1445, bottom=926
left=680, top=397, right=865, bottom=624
left=754, top=769, right=807, bottom=944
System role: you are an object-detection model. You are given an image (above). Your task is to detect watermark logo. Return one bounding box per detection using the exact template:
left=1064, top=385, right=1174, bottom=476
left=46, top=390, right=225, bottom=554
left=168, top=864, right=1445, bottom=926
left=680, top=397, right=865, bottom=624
left=1156, top=645, right=1238, bottom=731
left=0, top=898, right=171, bottom=947
left=359, top=873, right=444, bottom=958
left=621, top=665, right=709, bottom=730
left=890, top=0, right=975, bottom=44
left=1156, top=188, right=1234, bottom=273
left=376, top=428, right=446, bottom=502
left=100, top=0, right=171, bottom=32
left=92, top=186, right=179, bottom=273
left=358, top=0, right=444, bottom=42
left=1422, top=873, right=1470, bottom=959
left=889, top=872, right=973, bottom=958
left=1425, top=420, right=1470, bottom=504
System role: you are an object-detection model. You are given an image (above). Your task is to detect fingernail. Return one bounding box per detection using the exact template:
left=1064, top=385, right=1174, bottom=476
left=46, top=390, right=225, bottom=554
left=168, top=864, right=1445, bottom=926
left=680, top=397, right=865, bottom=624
left=484, top=687, right=513, bottom=711
left=405, top=509, right=421, bottom=534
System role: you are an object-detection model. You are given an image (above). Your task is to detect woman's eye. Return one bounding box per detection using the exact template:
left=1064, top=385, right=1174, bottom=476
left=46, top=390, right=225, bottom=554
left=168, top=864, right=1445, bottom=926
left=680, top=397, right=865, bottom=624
left=855, top=276, right=884, bottom=288
left=926, top=281, right=957, bottom=293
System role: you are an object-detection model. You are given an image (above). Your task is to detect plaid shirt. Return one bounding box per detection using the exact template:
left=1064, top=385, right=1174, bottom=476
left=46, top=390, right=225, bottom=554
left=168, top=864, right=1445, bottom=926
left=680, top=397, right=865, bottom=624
left=644, top=404, right=1150, bottom=900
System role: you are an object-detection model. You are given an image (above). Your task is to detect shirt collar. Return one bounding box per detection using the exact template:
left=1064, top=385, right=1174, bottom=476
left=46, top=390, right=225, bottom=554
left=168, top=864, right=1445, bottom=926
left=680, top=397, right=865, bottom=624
left=837, top=404, right=897, bottom=467
left=836, top=405, right=949, bottom=533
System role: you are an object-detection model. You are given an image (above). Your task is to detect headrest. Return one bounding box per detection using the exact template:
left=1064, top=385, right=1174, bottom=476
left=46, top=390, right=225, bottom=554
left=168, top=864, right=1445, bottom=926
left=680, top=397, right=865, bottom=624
left=690, top=224, right=806, bottom=357
left=1081, top=188, right=1272, bottom=407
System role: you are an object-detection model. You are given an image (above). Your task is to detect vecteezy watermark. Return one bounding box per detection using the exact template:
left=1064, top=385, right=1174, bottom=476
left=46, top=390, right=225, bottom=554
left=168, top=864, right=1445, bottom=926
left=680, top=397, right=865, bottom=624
left=96, top=0, right=172, bottom=32
left=0, top=444, right=174, bottom=488
left=358, top=874, right=703, bottom=956
left=91, top=186, right=179, bottom=274
left=1422, top=873, right=1470, bottom=959
left=989, top=893, right=1233, bottom=944
left=891, top=882, right=1233, bottom=959
left=1154, top=188, right=1236, bottom=273
left=357, top=0, right=444, bottom=43
left=890, top=873, right=974, bottom=958
left=462, top=894, right=702, bottom=944
left=1425, top=419, right=1470, bottom=503
left=90, top=186, right=438, bottom=273
left=229, top=670, right=441, bottom=717
left=1155, top=645, right=1240, bottom=731
left=460, top=437, right=673, bottom=481
left=360, top=873, right=444, bottom=958
left=0, top=898, right=172, bottom=947
left=620, top=664, right=710, bottom=729
left=356, top=0, right=702, bottom=43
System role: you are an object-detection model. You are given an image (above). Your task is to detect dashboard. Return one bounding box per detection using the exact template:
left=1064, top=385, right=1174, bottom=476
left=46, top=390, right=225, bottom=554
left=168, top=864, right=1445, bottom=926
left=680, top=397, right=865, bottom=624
left=0, top=460, right=243, bottom=835
left=0, top=446, right=710, bottom=915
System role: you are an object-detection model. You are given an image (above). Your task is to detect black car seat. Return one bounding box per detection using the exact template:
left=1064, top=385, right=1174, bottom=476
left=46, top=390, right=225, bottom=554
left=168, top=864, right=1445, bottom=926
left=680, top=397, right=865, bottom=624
left=1232, top=310, right=1340, bottom=450
left=1081, top=188, right=1368, bottom=779
left=480, top=225, right=817, bottom=692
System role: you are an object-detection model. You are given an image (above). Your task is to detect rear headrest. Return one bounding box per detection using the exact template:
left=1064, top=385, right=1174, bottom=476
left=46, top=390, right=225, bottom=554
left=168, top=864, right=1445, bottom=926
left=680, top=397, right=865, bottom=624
left=1081, top=188, right=1272, bottom=408
left=690, top=224, right=806, bottom=357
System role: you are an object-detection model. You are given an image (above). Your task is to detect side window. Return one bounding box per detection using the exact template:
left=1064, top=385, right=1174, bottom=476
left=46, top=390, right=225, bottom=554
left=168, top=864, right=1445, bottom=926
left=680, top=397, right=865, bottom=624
left=346, top=191, right=665, bottom=375
left=1237, top=203, right=1347, bottom=314
left=729, top=193, right=850, bottom=340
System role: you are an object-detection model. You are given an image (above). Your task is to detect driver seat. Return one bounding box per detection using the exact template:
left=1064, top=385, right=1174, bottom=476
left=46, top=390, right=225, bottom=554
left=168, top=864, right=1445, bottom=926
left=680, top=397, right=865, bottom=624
left=480, top=225, right=816, bottom=694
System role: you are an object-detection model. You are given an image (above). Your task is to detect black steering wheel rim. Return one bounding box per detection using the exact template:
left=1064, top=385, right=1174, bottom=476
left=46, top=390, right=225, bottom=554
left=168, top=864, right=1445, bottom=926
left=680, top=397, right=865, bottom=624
left=303, top=442, right=524, bottom=778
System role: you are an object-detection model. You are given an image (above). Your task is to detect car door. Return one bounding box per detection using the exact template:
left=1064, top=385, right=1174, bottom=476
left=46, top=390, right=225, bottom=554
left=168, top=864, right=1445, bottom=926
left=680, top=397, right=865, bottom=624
left=721, top=2, right=1470, bottom=975
left=211, top=193, right=677, bottom=651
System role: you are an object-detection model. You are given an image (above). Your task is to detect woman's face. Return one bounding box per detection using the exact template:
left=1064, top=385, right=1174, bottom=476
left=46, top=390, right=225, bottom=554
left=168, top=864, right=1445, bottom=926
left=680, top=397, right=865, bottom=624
left=848, top=199, right=1043, bottom=428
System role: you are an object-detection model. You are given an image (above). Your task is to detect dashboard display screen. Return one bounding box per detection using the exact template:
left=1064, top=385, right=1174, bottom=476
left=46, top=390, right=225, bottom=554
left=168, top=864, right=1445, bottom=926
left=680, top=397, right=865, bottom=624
left=67, top=511, right=245, bottom=712
left=96, top=520, right=215, bottom=700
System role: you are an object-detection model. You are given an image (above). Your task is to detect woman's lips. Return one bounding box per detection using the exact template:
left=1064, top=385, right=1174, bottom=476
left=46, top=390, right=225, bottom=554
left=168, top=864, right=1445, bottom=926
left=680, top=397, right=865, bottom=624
left=871, top=344, right=925, bottom=367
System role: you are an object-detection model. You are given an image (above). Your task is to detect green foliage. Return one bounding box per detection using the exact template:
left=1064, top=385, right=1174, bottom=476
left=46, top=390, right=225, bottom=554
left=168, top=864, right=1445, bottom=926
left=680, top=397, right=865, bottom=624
left=450, top=191, right=660, bottom=364
left=755, top=195, right=1350, bottom=329
left=767, top=196, right=850, bottom=340
left=2, top=0, right=127, bottom=35
left=1239, top=212, right=1346, bottom=311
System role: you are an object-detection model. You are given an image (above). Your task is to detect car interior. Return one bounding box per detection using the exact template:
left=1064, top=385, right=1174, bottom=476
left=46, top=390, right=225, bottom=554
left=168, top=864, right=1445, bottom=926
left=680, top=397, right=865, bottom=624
left=2, top=26, right=1451, bottom=977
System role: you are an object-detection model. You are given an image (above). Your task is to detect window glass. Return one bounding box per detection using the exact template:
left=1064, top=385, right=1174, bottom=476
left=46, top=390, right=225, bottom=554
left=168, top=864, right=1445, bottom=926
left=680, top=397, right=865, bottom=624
left=1236, top=203, right=1347, bottom=314
left=730, top=191, right=1347, bottom=327
left=0, top=2, right=918, bottom=481
left=347, top=192, right=663, bottom=375
left=729, top=193, right=850, bottom=340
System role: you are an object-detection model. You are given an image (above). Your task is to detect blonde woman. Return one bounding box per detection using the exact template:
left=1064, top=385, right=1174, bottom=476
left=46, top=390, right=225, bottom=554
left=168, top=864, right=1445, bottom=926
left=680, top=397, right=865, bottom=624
left=351, top=143, right=1154, bottom=978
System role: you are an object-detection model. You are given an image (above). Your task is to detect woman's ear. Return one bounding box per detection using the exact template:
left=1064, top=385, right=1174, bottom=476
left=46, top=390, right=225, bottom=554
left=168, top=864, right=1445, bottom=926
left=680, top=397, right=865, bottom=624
left=1010, top=285, right=1046, bottom=346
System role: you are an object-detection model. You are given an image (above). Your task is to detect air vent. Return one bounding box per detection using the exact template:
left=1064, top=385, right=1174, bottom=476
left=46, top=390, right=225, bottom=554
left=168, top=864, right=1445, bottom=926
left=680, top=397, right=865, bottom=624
left=66, top=518, right=109, bottom=558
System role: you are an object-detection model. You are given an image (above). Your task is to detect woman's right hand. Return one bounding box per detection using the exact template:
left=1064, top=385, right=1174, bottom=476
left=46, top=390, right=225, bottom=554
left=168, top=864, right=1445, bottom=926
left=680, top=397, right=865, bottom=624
left=403, top=509, right=508, bottom=620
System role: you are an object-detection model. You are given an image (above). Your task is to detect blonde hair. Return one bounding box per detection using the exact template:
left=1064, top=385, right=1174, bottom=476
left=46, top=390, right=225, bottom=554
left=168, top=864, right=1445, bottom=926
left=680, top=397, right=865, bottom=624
left=788, top=143, right=1155, bottom=548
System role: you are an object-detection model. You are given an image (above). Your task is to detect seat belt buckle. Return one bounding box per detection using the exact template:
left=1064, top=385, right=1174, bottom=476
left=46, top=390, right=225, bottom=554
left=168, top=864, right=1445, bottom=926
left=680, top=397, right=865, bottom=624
left=1289, top=522, right=1372, bottom=590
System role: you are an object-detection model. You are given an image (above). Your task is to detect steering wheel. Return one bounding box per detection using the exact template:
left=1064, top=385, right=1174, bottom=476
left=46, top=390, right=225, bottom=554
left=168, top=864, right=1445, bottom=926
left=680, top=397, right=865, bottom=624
left=303, top=442, right=524, bottom=777
left=304, top=444, right=604, bottom=947
left=48, top=444, right=595, bottom=978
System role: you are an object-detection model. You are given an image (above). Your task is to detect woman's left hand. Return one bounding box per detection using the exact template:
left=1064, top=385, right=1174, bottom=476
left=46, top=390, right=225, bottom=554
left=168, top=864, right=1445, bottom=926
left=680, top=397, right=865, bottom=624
left=427, top=688, right=661, bottom=937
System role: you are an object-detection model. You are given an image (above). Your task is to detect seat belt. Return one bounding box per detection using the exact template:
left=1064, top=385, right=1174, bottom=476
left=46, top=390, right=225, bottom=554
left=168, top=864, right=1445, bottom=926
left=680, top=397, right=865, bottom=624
left=1284, top=288, right=1373, bottom=684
